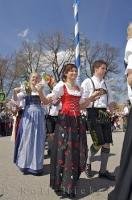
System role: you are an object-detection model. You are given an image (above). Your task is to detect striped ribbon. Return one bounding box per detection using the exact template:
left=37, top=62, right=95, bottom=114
left=73, top=0, right=80, bottom=84
left=73, top=0, right=80, bottom=68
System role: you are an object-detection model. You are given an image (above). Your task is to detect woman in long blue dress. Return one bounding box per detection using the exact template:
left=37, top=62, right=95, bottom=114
left=14, top=72, right=52, bottom=175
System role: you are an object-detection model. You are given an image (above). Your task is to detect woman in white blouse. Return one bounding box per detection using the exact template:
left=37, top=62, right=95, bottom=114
left=13, top=72, right=52, bottom=176
left=50, top=63, right=100, bottom=198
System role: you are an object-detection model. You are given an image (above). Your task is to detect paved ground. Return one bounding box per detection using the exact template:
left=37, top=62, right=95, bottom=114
left=0, top=131, right=124, bottom=200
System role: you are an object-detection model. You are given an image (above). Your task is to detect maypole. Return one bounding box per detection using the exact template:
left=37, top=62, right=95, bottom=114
left=73, top=0, right=80, bottom=84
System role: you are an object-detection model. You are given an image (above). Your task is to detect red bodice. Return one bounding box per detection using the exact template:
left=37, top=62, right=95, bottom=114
left=60, top=85, right=81, bottom=116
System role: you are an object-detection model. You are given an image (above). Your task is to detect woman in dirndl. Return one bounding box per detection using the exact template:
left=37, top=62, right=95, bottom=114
left=49, top=63, right=100, bottom=198
left=14, top=72, right=52, bottom=175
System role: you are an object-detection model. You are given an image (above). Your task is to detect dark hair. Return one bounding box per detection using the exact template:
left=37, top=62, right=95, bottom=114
left=127, top=99, right=131, bottom=106
left=61, top=63, right=77, bottom=82
left=92, top=60, right=108, bottom=74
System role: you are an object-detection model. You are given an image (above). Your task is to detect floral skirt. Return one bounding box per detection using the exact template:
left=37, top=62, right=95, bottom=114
left=50, top=114, right=88, bottom=194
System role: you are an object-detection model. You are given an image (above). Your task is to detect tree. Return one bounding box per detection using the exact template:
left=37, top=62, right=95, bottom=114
left=15, top=33, right=121, bottom=83
left=14, top=33, right=74, bottom=82
left=0, top=55, right=22, bottom=98
left=15, top=40, right=44, bottom=80
left=79, top=38, right=120, bottom=77
left=39, top=32, right=74, bottom=81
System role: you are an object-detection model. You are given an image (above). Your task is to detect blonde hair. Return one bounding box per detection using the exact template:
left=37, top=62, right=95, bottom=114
left=127, top=22, right=132, bottom=39
left=29, top=72, right=41, bottom=80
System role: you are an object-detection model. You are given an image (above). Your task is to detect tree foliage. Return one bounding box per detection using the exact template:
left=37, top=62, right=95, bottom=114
left=39, top=32, right=74, bottom=81
left=0, top=32, right=122, bottom=100
left=0, top=55, right=22, bottom=98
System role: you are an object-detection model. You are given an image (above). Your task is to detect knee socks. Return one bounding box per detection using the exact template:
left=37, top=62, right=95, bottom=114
left=87, top=144, right=101, bottom=165
left=100, top=147, right=110, bottom=172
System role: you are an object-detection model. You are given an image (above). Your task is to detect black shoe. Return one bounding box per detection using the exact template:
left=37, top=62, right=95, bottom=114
left=108, top=193, right=112, bottom=200
left=99, top=170, right=115, bottom=181
left=54, top=189, right=62, bottom=196
left=34, top=172, right=44, bottom=176
left=22, top=171, right=30, bottom=175
left=62, top=192, right=75, bottom=199
left=68, top=193, right=75, bottom=199
left=85, top=164, right=93, bottom=178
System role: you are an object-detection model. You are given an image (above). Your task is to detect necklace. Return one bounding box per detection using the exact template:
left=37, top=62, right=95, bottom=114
left=65, top=82, right=75, bottom=90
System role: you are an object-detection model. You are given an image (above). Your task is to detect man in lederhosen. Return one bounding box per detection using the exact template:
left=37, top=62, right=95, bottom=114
left=81, top=60, right=115, bottom=181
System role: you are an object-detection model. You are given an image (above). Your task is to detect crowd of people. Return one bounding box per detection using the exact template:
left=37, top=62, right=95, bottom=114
left=0, top=110, right=12, bottom=136
left=7, top=61, right=117, bottom=198
left=8, top=64, right=101, bottom=198
left=0, top=22, right=132, bottom=200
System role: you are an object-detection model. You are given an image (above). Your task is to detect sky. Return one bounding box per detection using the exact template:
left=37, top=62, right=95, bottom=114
left=0, top=0, right=132, bottom=56
left=0, top=0, right=132, bottom=102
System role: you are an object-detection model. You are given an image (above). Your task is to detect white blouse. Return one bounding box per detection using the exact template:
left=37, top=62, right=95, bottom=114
left=124, top=38, right=132, bottom=71
left=124, top=38, right=132, bottom=103
left=12, top=87, right=46, bottom=108
left=50, top=81, right=82, bottom=100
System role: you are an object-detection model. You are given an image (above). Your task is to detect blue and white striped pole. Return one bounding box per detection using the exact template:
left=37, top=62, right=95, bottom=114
left=73, top=0, right=80, bottom=84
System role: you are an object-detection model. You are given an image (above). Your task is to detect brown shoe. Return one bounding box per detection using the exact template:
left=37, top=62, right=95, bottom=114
left=85, top=164, right=93, bottom=178
left=99, top=170, right=115, bottom=181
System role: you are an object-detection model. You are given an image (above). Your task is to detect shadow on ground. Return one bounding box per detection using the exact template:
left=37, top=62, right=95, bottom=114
left=75, top=176, right=115, bottom=200
left=74, top=166, right=119, bottom=200
left=92, top=153, right=116, bottom=162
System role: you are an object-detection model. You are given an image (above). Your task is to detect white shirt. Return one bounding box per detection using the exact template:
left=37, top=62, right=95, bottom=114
left=47, top=104, right=61, bottom=116
left=124, top=38, right=132, bottom=70
left=123, top=106, right=129, bottom=115
left=124, top=38, right=132, bottom=104
left=81, top=76, right=109, bottom=108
